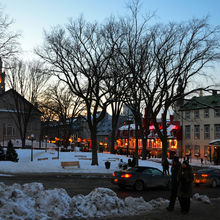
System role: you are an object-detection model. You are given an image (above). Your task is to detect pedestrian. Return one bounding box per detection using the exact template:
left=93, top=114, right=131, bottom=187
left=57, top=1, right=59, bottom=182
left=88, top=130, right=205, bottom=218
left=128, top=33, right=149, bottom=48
left=166, top=156, right=181, bottom=212
left=178, top=160, right=194, bottom=214
left=118, top=159, right=127, bottom=170
left=162, top=158, right=170, bottom=175
left=131, top=154, right=136, bottom=167
left=201, top=158, right=204, bottom=165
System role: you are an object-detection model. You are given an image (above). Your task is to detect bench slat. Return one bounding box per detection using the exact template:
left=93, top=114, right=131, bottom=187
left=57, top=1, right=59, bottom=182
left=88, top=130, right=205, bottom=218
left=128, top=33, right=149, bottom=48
left=61, top=161, right=80, bottom=168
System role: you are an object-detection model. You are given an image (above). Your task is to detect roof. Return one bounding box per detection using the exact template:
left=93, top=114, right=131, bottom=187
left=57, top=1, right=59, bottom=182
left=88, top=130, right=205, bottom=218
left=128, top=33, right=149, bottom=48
left=179, top=94, right=220, bottom=111
left=0, top=89, right=42, bottom=114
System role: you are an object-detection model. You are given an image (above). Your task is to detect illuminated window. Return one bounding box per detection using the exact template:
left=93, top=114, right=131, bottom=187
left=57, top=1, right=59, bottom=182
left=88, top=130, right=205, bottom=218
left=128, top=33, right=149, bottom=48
left=194, top=125, right=200, bottom=139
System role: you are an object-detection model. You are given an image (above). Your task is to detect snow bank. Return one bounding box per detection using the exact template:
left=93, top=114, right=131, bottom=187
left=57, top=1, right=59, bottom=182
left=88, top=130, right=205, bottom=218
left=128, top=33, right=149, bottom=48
left=0, top=182, right=169, bottom=219
left=193, top=193, right=211, bottom=204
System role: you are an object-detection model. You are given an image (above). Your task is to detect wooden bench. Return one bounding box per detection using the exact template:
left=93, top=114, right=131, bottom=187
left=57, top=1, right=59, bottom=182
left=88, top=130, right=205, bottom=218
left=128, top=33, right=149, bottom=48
left=78, top=158, right=92, bottom=160
left=52, top=157, right=59, bottom=160
left=104, top=159, right=117, bottom=162
left=61, top=161, right=80, bottom=168
left=38, top=157, right=48, bottom=161
left=108, top=157, right=120, bottom=160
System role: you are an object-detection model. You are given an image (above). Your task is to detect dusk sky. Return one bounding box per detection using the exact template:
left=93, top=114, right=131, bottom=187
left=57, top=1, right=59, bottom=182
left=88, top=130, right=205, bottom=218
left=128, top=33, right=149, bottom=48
left=1, top=0, right=220, bottom=82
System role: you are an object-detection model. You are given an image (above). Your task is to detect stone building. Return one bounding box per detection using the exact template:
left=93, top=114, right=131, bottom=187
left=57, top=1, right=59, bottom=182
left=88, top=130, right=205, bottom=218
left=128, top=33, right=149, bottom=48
left=179, top=91, right=220, bottom=162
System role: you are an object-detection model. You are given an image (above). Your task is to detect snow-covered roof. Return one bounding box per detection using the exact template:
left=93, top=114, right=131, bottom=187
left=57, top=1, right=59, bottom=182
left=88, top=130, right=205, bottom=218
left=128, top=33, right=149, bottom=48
left=209, top=139, right=220, bottom=145
left=119, top=124, right=136, bottom=130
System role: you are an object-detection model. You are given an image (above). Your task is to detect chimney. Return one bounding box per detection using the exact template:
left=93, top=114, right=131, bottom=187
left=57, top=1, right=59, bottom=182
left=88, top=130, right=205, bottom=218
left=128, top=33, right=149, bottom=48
left=199, top=90, right=203, bottom=97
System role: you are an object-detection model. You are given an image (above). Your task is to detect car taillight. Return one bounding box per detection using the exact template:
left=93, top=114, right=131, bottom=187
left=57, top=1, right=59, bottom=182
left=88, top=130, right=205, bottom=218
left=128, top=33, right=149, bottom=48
left=121, top=173, right=132, bottom=178
left=201, top=174, right=209, bottom=178
left=112, top=172, right=115, bottom=177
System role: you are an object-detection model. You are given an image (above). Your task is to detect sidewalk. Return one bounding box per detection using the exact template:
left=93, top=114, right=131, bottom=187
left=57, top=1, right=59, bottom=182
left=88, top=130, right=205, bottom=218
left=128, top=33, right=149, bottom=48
left=102, top=199, right=220, bottom=220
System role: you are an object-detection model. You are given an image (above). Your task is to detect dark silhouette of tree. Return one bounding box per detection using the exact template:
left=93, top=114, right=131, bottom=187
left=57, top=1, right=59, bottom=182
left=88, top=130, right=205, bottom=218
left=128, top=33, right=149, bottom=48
left=144, top=18, right=220, bottom=163
left=0, top=144, right=5, bottom=160
left=40, top=82, right=85, bottom=147
left=36, top=17, right=118, bottom=165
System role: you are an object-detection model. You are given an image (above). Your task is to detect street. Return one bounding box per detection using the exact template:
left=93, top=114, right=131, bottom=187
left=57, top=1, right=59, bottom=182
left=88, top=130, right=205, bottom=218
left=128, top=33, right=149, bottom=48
left=0, top=173, right=220, bottom=201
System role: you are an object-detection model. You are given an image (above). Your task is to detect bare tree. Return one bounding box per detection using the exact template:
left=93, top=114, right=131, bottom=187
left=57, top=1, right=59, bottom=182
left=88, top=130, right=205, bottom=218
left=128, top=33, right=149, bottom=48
left=144, top=18, right=220, bottom=163
left=112, top=0, right=154, bottom=163
left=0, top=8, right=20, bottom=60
left=36, top=17, right=117, bottom=165
left=5, top=59, right=50, bottom=147
left=41, top=82, right=85, bottom=147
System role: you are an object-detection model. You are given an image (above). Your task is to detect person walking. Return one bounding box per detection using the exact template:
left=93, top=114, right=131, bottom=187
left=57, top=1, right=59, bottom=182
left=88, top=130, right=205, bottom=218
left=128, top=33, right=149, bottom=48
left=162, top=158, right=170, bottom=175
left=166, top=156, right=181, bottom=211
left=178, top=160, right=194, bottom=214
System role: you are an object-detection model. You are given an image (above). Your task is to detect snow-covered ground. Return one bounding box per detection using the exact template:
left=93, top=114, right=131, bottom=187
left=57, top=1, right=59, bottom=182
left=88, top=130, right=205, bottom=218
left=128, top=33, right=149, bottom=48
left=0, top=147, right=163, bottom=174
left=0, top=143, right=217, bottom=219
left=0, top=182, right=213, bottom=220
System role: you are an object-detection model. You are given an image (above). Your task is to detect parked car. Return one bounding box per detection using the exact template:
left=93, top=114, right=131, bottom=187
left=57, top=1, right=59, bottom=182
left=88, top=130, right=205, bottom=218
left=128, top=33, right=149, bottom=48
left=112, top=166, right=170, bottom=191
left=194, top=168, right=220, bottom=188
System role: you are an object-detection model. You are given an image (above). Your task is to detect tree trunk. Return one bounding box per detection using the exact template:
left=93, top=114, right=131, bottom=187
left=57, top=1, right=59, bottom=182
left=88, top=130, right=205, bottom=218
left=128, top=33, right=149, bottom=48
left=91, top=130, right=98, bottom=165
left=135, top=122, right=139, bottom=166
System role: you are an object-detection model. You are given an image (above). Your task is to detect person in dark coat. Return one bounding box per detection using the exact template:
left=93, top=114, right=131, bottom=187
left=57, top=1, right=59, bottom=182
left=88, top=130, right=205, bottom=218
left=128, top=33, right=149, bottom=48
left=178, top=160, right=194, bottom=214
left=162, top=158, right=170, bottom=175
left=166, top=156, right=181, bottom=211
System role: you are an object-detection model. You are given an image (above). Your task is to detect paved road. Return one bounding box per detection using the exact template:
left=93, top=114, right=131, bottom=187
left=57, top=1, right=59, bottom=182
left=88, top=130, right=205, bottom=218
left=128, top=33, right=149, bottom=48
left=0, top=173, right=220, bottom=201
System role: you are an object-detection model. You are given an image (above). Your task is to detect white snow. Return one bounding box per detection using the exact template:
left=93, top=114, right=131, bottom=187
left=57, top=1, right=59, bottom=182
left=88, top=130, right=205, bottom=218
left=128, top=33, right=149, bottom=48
left=193, top=193, right=211, bottom=204
left=0, top=142, right=216, bottom=219
left=0, top=182, right=170, bottom=219
left=0, top=148, right=163, bottom=174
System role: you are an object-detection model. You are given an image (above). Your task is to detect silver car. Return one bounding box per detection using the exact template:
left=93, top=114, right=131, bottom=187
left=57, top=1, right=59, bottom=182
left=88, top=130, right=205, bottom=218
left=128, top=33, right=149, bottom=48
left=112, top=166, right=170, bottom=191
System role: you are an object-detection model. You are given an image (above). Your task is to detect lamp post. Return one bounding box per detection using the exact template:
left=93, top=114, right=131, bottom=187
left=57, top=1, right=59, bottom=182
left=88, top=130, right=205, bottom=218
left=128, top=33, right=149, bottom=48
left=45, top=135, right=48, bottom=152
left=31, top=134, right=34, bottom=162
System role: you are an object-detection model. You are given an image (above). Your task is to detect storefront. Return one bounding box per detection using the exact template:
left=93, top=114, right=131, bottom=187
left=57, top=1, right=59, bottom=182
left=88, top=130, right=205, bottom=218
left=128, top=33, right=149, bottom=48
left=209, top=139, right=220, bottom=165
left=115, top=118, right=182, bottom=158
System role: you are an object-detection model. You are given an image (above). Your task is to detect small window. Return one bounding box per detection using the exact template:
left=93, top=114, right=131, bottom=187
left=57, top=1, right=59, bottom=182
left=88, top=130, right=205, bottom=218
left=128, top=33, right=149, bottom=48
left=214, top=108, right=220, bottom=117
left=194, top=145, right=200, bottom=156
left=185, top=145, right=191, bottom=156
left=204, top=124, right=210, bottom=139
left=204, top=109, right=209, bottom=118
left=194, top=110, right=199, bottom=119
left=185, top=111, right=190, bottom=120
left=185, top=125, right=191, bottom=139
left=204, top=146, right=209, bottom=157
left=194, top=125, right=200, bottom=139
left=214, top=124, right=220, bottom=139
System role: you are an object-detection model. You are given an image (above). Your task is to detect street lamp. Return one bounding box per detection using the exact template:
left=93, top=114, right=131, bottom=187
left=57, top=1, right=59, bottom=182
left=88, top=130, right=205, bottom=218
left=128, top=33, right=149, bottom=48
left=45, top=135, right=48, bottom=152
left=31, top=134, right=34, bottom=162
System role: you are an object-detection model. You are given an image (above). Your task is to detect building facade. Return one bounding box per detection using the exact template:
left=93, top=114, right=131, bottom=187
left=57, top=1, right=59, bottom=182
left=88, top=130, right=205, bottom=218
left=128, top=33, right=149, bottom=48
left=0, top=59, right=41, bottom=146
left=179, top=91, right=220, bottom=162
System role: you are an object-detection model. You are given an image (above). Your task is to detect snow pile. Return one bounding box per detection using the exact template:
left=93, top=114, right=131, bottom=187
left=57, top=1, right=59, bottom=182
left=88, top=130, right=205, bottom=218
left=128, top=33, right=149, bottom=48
left=193, top=193, right=211, bottom=204
left=0, top=182, right=169, bottom=219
